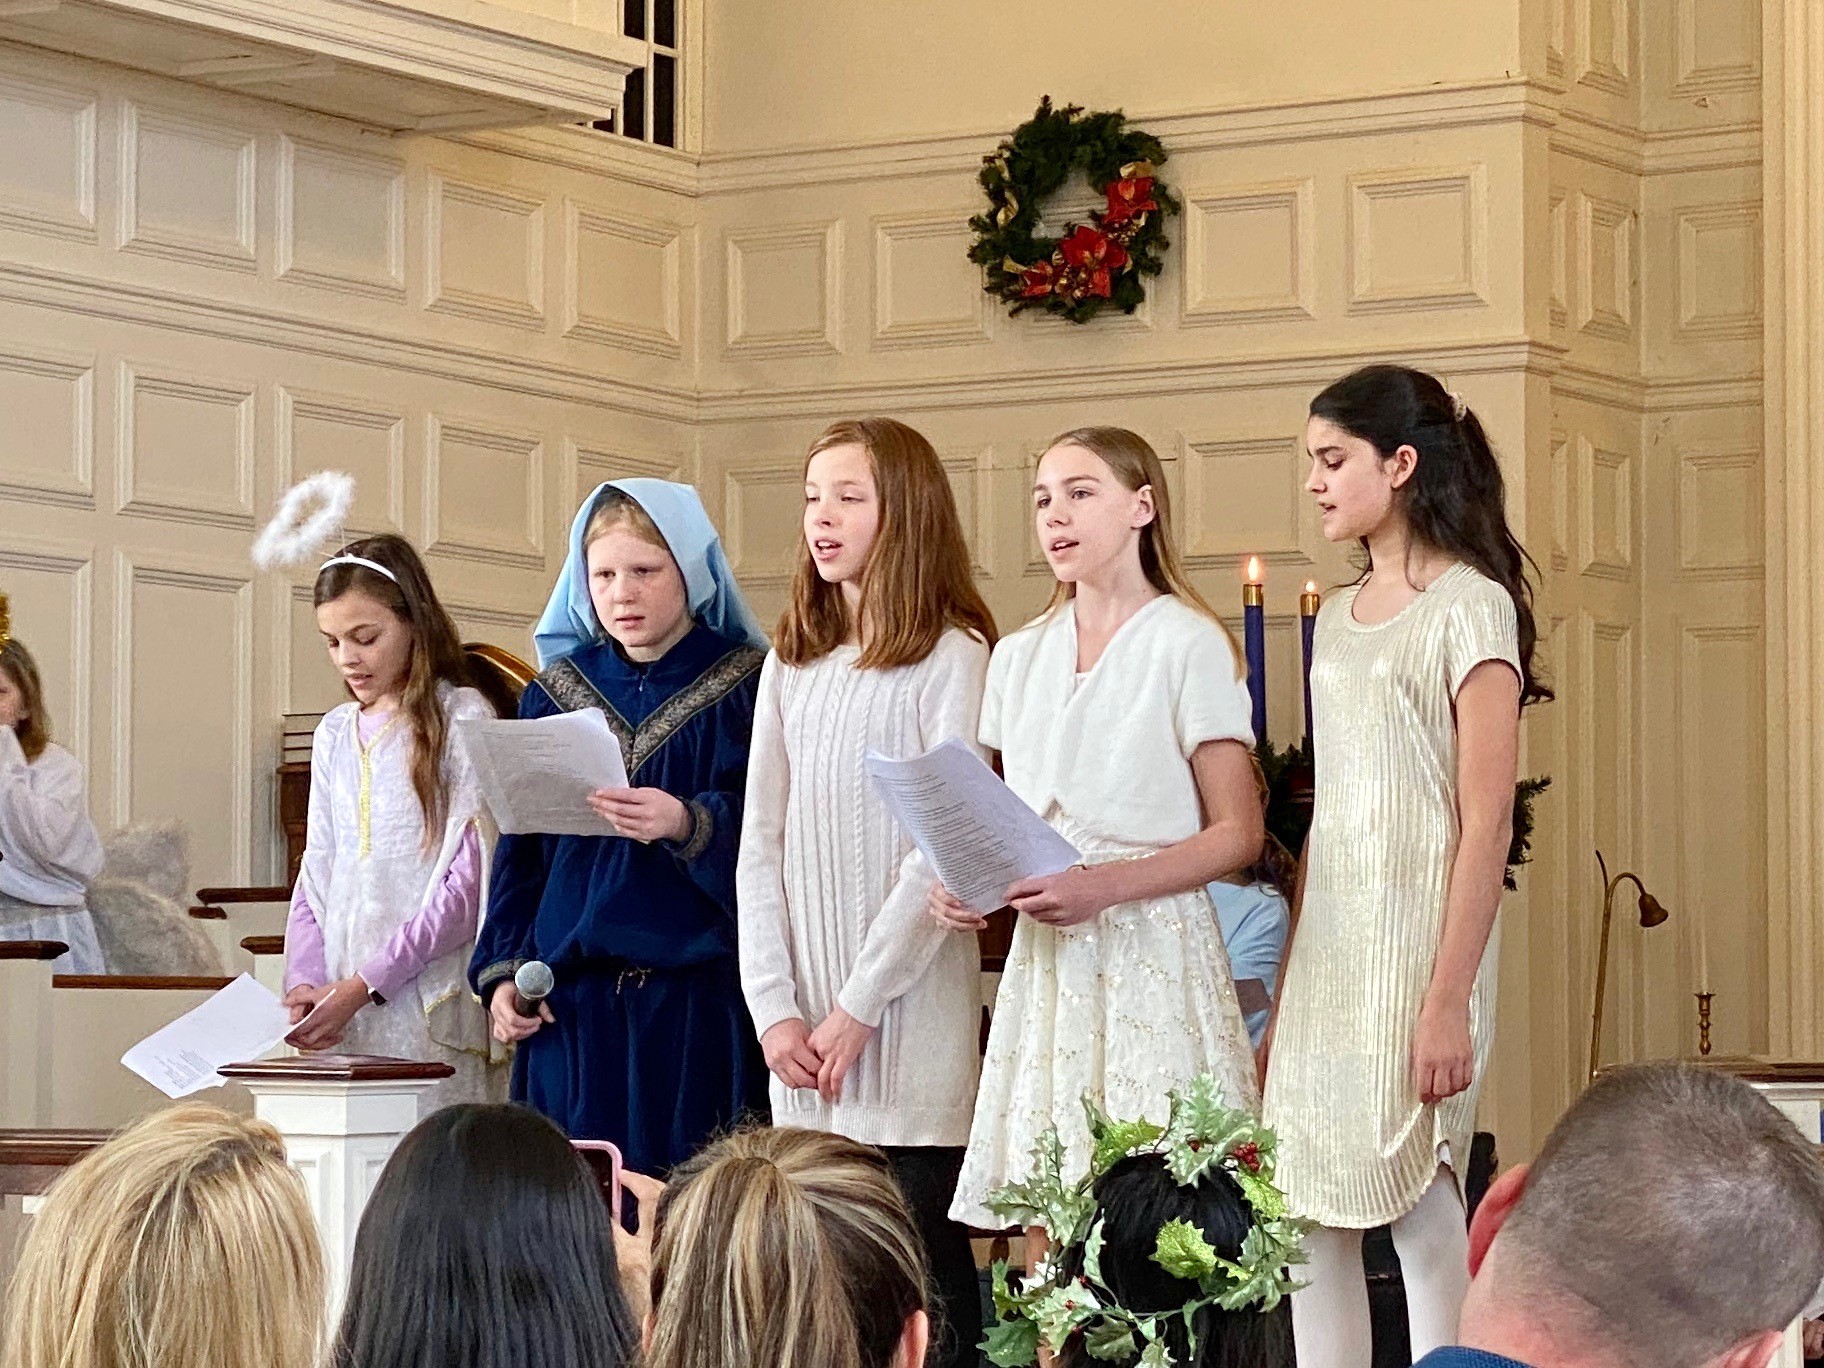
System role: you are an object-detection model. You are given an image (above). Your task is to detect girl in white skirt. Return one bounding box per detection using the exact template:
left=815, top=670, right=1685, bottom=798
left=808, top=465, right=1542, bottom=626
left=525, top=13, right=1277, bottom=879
left=932, top=426, right=1264, bottom=1246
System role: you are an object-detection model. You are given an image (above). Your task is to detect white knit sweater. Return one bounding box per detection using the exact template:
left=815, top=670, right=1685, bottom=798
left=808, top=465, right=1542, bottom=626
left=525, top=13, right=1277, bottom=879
left=737, top=627, right=989, bottom=1148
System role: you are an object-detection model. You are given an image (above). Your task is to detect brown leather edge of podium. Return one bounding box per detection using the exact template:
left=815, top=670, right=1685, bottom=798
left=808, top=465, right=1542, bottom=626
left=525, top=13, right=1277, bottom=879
left=218, top=1053, right=455, bottom=1082
left=0, top=1128, right=112, bottom=1197
left=0, top=940, right=68, bottom=961
left=241, top=934, right=286, bottom=955
left=52, top=974, right=236, bottom=990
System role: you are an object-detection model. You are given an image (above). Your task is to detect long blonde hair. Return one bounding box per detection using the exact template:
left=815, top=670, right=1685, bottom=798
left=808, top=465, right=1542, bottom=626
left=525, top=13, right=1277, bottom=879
left=646, top=1127, right=929, bottom=1368
left=776, top=417, right=997, bottom=670
left=0, top=638, right=50, bottom=762
left=1, top=1103, right=325, bottom=1368
left=1041, top=426, right=1243, bottom=666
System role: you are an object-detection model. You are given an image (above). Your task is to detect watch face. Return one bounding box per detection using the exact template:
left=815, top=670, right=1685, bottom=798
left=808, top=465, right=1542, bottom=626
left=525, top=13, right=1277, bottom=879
left=368, top=989, right=386, bottom=1006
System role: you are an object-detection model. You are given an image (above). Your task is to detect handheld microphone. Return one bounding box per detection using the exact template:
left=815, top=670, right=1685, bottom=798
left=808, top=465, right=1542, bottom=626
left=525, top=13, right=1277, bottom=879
left=512, top=960, right=555, bottom=1018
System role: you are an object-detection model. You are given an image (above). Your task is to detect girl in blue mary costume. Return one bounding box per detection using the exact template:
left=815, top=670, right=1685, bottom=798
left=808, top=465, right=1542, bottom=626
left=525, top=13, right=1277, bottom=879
left=468, top=479, right=770, bottom=1173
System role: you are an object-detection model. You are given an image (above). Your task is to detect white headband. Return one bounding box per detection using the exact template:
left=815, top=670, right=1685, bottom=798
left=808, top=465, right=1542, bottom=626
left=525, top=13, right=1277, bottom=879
left=319, top=554, right=400, bottom=585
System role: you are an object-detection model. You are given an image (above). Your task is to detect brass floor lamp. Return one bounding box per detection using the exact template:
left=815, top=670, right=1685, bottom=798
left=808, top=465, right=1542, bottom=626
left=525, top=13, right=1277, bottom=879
left=1588, top=850, right=1670, bottom=1082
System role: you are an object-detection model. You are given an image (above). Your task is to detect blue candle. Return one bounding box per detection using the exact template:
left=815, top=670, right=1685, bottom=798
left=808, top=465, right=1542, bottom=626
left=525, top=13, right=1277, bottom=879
left=1243, top=557, right=1266, bottom=745
left=1301, top=580, right=1320, bottom=749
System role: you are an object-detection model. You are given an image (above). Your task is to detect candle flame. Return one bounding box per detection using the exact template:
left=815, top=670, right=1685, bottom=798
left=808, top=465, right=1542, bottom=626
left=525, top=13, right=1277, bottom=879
left=1305, top=580, right=1318, bottom=594
left=1245, top=555, right=1262, bottom=584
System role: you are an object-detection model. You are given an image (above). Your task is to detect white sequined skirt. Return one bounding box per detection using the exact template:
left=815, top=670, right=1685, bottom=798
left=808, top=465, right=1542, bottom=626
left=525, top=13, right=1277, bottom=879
left=949, top=817, right=1260, bottom=1228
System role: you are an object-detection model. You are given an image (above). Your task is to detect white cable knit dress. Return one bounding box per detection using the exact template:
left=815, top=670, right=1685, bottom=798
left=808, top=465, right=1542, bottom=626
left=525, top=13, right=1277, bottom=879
left=950, top=596, right=1260, bottom=1228
left=737, top=628, right=990, bottom=1148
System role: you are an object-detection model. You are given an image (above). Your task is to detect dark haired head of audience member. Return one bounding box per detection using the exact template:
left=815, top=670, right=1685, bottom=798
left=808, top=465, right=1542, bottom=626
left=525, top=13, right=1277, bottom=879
left=1053, top=1152, right=1292, bottom=1368
left=1, top=1103, right=324, bottom=1368
left=645, top=1126, right=931, bottom=1368
left=333, top=1103, right=638, bottom=1368
left=1459, top=1060, right=1824, bottom=1368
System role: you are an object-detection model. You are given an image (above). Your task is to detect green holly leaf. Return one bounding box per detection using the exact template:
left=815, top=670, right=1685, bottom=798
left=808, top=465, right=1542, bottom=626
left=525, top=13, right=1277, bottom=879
left=1138, top=1340, right=1176, bottom=1368
left=1233, top=1167, right=1288, bottom=1220
left=1153, top=1217, right=1218, bottom=1281
left=1031, top=1280, right=1103, bottom=1347
left=1083, top=1319, right=1138, bottom=1361
left=983, top=1316, right=1041, bottom=1367
left=990, top=1261, right=1020, bottom=1316
left=1082, top=1215, right=1106, bottom=1287
left=1091, top=1117, right=1165, bottom=1176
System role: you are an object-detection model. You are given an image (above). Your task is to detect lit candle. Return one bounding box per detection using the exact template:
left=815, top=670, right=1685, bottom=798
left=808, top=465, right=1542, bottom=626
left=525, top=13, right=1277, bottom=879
left=1243, top=556, right=1267, bottom=745
left=1300, top=580, right=1320, bottom=748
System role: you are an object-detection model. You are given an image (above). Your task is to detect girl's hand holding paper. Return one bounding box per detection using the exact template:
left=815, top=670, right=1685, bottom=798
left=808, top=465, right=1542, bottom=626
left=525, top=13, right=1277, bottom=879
left=588, top=786, right=691, bottom=843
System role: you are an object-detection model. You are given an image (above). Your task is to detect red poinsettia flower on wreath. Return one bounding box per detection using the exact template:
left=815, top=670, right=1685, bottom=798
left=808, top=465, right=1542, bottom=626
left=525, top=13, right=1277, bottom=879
left=1055, top=224, right=1129, bottom=300
left=1017, top=257, right=1059, bottom=298
left=1102, top=175, right=1158, bottom=227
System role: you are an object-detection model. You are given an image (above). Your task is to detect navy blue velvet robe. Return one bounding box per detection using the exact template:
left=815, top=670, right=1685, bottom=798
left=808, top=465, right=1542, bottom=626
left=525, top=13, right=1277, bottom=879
left=468, top=625, right=769, bottom=1172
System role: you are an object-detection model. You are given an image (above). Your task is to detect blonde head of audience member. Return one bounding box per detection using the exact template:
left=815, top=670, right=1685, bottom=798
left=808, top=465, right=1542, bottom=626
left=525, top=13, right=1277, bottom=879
left=645, top=1126, right=931, bottom=1368
left=1, top=1103, right=324, bottom=1368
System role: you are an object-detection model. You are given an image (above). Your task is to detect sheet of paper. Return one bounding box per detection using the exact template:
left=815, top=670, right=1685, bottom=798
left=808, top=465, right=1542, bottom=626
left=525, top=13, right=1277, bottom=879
left=121, top=973, right=293, bottom=1098
left=455, top=708, right=629, bottom=837
left=865, top=738, right=1080, bottom=913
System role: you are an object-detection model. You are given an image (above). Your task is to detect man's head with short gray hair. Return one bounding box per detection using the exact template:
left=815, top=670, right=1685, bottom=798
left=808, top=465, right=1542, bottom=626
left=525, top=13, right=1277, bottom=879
left=1461, top=1060, right=1824, bottom=1368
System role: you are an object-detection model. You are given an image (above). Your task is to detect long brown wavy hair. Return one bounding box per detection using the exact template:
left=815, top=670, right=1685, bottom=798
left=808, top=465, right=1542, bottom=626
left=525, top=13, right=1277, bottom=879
left=0, top=638, right=51, bottom=761
left=776, top=417, right=997, bottom=669
left=1039, top=426, right=1244, bottom=674
left=314, top=535, right=470, bottom=843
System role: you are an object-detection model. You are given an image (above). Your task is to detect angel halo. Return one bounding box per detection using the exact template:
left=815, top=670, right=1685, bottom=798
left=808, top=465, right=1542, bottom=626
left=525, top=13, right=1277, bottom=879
left=250, top=471, right=398, bottom=584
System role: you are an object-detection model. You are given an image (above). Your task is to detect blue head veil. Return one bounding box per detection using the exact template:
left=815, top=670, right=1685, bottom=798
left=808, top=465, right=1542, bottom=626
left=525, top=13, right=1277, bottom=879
left=532, top=479, right=769, bottom=667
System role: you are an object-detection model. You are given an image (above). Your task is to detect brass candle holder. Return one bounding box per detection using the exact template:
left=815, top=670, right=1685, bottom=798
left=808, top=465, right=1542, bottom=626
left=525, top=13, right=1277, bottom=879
left=1588, top=850, right=1670, bottom=1081
left=1696, top=992, right=1713, bottom=1057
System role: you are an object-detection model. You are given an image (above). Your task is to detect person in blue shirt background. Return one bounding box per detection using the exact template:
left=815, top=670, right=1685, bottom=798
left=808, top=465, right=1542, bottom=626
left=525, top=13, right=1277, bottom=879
left=1209, top=767, right=1295, bottom=1050
left=1210, top=877, right=1289, bottom=1049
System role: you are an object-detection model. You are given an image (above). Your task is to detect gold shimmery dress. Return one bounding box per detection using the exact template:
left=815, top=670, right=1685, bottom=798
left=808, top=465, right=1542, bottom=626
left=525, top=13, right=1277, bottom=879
left=1262, top=563, right=1519, bottom=1228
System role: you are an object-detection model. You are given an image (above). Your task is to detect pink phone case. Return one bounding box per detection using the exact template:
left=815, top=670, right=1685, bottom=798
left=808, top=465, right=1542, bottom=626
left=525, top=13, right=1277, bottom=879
left=571, top=1139, right=624, bottom=1221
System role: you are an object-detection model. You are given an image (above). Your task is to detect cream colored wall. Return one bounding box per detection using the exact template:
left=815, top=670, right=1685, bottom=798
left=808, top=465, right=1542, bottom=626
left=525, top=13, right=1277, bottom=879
left=0, top=40, right=698, bottom=888
left=1534, top=0, right=1766, bottom=1131
left=700, top=0, right=1524, bottom=153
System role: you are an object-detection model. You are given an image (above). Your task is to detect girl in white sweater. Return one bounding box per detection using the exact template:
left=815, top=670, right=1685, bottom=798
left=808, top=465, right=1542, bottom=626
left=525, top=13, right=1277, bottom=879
left=737, top=416, right=996, bottom=1368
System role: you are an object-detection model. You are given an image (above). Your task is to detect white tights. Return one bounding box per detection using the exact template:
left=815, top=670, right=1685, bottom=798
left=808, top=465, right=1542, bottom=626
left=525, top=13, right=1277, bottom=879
left=1289, top=1168, right=1471, bottom=1368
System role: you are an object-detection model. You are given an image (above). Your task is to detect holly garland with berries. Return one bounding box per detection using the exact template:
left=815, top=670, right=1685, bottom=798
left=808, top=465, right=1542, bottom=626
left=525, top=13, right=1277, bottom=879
left=981, top=1075, right=1309, bottom=1367
left=969, top=96, right=1179, bottom=324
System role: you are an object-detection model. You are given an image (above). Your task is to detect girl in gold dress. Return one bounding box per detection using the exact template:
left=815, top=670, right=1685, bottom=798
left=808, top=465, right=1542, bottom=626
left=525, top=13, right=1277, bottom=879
left=1261, top=365, right=1551, bottom=1366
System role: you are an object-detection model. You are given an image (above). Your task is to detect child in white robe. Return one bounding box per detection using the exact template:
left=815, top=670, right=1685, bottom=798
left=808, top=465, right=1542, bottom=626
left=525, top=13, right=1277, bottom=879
left=282, top=535, right=506, bottom=1108
left=0, top=636, right=104, bottom=973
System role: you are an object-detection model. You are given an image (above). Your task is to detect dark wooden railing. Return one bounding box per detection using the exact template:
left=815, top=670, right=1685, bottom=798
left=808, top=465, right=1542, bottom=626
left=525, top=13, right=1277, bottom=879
left=0, top=941, right=67, bottom=962
left=0, top=1129, right=110, bottom=1197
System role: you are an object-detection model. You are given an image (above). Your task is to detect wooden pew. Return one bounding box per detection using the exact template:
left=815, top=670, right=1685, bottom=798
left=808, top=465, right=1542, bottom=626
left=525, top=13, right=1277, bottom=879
left=46, top=973, right=245, bottom=1129
left=0, top=942, right=62, bottom=1128
left=188, top=886, right=290, bottom=976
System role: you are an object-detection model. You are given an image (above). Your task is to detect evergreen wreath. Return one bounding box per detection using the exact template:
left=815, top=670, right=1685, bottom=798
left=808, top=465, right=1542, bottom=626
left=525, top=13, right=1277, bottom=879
left=969, top=96, right=1179, bottom=323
